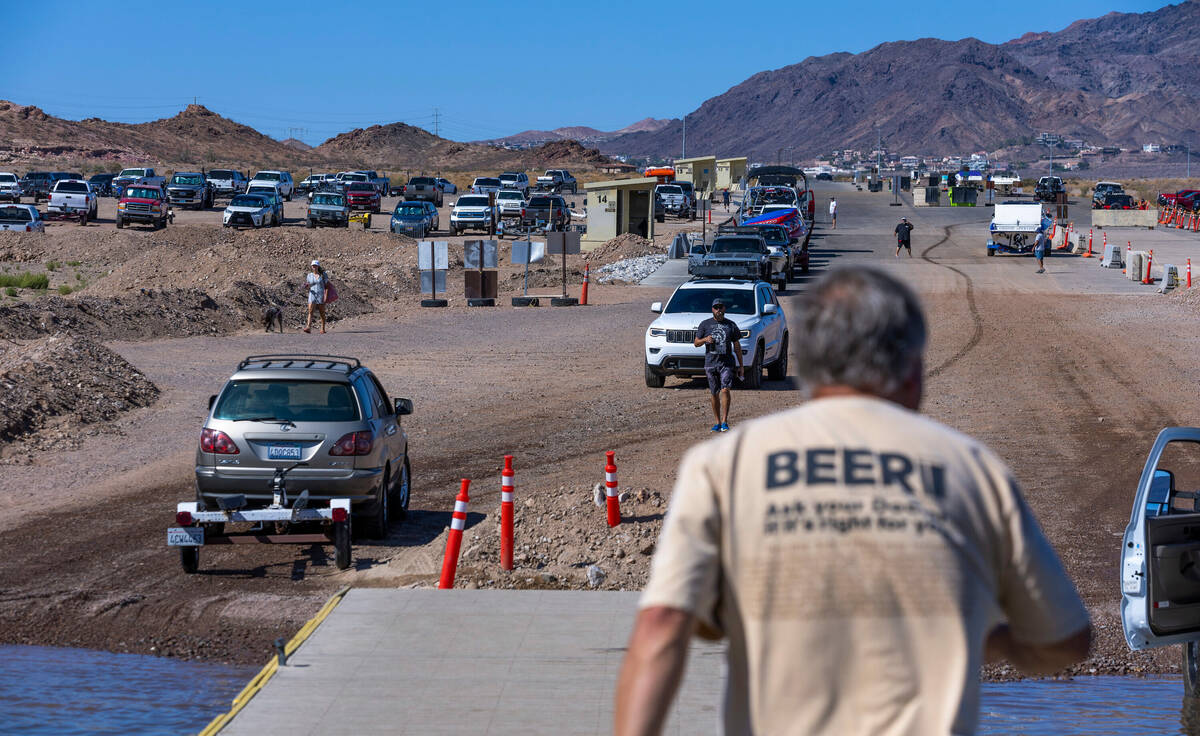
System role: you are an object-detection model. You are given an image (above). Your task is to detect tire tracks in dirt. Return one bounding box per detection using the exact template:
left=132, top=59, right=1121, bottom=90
left=920, top=222, right=984, bottom=378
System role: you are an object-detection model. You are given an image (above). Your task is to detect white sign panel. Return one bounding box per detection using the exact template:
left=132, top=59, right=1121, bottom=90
left=511, top=240, right=546, bottom=265
left=545, top=231, right=581, bottom=255
left=418, top=241, right=449, bottom=271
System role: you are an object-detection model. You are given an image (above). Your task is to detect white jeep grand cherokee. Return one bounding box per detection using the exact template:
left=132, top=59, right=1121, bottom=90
left=644, top=278, right=788, bottom=389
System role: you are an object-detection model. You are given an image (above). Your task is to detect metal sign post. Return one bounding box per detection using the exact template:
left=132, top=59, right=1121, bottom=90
left=418, top=240, right=449, bottom=307
left=545, top=232, right=581, bottom=306
left=510, top=240, right=546, bottom=306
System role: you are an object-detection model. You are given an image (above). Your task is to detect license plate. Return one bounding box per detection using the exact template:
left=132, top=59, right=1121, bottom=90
left=268, top=444, right=302, bottom=460
left=168, top=527, right=204, bottom=546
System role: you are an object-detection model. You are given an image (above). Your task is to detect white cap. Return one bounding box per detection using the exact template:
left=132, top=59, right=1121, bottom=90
left=311, top=259, right=320, bottom=266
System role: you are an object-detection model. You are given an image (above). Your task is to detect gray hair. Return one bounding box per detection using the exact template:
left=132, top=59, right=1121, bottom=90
left=793, top=266, right=926, bottom=396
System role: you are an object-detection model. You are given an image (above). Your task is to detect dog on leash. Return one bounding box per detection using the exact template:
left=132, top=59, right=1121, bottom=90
left=261, top=306, right=284, bottom=333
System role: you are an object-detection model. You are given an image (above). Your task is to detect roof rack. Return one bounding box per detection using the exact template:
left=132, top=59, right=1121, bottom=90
left=237, top=354, right=362, bottom=372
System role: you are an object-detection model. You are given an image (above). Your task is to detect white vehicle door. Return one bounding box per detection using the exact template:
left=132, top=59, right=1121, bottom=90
left=755, top=286, right=779, bottom=362
left=1121, top=427, right=1200, bottom=651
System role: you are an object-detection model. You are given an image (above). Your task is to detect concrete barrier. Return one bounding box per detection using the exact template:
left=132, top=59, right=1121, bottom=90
left=1128, top=252, right=1146, bottom=281
left=1091, top=210, right=1158, bottom=229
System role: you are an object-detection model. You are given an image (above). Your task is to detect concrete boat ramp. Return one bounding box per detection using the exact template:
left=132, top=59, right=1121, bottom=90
left=212, top=589, right=723, bottom=735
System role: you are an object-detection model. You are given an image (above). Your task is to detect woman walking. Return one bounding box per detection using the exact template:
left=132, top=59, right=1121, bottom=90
left=304, top=259, right=329, bottom=333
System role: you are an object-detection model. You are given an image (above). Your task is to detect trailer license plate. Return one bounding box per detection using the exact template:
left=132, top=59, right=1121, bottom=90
left=168, top=527, right=204, bottom=546
left=268, top=444, right=302, bottom=460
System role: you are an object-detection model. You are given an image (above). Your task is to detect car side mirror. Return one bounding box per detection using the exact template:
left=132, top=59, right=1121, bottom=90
left=395, top=397, right=414, bottom=416
left=207, top=394, right=217, bottom=410
left=651, top=302, right=663, bottom=313
left=763, top=303, right=778, bottom=314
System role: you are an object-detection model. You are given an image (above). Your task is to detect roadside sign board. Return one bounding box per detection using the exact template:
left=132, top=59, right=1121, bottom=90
left=511, top=240, right=546, bottom=265
left=418, top=240, right=449, bottom=270
left=545, top=231, right=581, bottom=255
left=420, top=270, right=447, bottom=295
left=463, top=240, right=499, bottom=269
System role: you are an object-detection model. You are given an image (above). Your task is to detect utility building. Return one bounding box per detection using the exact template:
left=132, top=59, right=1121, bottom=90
left=673, top=156, right=717, bottom=197
left=716, top=157, right=747, bottom=191
left=582, top=178, right=658, bottom=249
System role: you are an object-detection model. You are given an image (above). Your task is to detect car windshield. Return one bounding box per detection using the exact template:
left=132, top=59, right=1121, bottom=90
left=342, top=174, right=367, bottom=181
left=209, top=170, right=236, bottom=179
left=394, top=205, right=426, bottom=216
left=125, top=188, right=160, bottom=200
left=213, top=380, right=360, bottom=422
left=709, top=237, right=764, bottom=254
left=528, top=196, right=558, bottom=207
left=500, top=173, right=520, bottom=181
left=88, top=174, right=111, bottom=182
left=254, top=172, right=281, bottom=181
left=474, top=178, right=500, bottom=186
left=230, top=195, right=266, bottom=207
left=348, top=183, right=374, bottom=191
left=119, top=169, right=146, bottom=178
left=497, top=191, right=523, bottom=200
left=676, top=182, right=694, bottom=192
left=172, top=175, right=203, bottom=185
left=248, top=187, right=275, bottom=195
left=0, top=206, right=32, bottom=221
left=457, top=196, right=490, bottom=207
left=312, top=194, right=344, bottom=206
left=657, top=186, right=683, bottom=195
left=759, top=228, right=788, bottom=246
left=411, top=177, right=436, bottom=185
left=56, top=182, right=88, bottom=192
left=665, top=288, right=755, bottom=315
left=0, top=174, right=19, bottom=183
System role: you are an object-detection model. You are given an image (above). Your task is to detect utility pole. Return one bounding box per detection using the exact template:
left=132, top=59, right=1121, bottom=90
left=681, top=115, right=686, bottom=159
left=433, top=108, right=441, bottom=138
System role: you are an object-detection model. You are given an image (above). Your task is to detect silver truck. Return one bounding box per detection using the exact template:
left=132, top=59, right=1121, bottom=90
left=167, top=172, right=214, bottom=210
left=654, top=184, right=692, bottom=218
left=403, top=176, right=443, bottom=206
left=0, top=204, right=44, bottom=232
left=207, top=169, right=249, bottom=197
left=305, top=191, right=350, bottom=228
left=536, top=169, right=577, bottom=193
left=694, top=234, right=782, bottom=290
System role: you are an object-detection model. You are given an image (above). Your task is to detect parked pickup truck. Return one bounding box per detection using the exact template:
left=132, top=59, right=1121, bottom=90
left=116, top=180, right=171, bottom=230
left=305, top=191, right=350, bottom=228
left=693, top=234, right=776, bottom=286
left=167, top=172, right=214, bottom=209
left=358, top=170, right=390, bottom=196
left=654, top=184, right=692, bottom=218
left=521, top=194, right=572, bottom=231
left=0, top=172, right=21, bottom=202
left=112, top=167, right=157, bottom=197
left=19, top=171, right=55, bottom=202
left=0, top=204, right=45, bottom=232
left=536, top=169, right=577, bottom=193
left=207, top=169, right=248, bottom=197
left=48, top=180, right=99, bottom=220
left=249, top=170, right=294, bottom=200
left=403, top=176, right=443, bottom=206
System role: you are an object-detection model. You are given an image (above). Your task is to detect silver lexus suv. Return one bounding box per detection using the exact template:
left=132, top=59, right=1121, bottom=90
left=195, top=354, right=413, bottom=538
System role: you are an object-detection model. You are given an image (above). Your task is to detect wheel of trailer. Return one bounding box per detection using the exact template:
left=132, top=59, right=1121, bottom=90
left=742, top=348, right=762, bottom=390
left=333, top=519, right=351, bottom=570
left=360, top=466, right=390, bottom=539
left=644, top=363, right=665, bottom=388
left=986, top=247, right=994, bottom=257
left=391, top=457, right=411, bottom=521
left=180, top=546, right=199, bottom=574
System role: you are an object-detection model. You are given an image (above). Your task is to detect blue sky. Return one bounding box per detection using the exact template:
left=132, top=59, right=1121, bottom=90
left=2, top=0, right=1169, bottom=145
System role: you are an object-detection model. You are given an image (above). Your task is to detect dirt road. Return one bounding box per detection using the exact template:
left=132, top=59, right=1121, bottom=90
left=2, top=183, right=1197, bottom=677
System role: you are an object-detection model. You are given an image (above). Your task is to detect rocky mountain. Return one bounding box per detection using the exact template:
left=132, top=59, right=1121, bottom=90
left=603, top=1, right=1200, bottom=160
left=486, top=118, right=671, bottom=146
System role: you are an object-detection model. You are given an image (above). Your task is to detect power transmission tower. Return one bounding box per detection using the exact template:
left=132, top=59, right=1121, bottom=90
left=433, top=108, right=440, bottom=137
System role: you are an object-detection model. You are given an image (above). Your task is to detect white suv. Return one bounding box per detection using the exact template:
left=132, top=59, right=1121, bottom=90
left=644, top=279, right=788, bottom=389
left=250, top=170, right=294, bottom=200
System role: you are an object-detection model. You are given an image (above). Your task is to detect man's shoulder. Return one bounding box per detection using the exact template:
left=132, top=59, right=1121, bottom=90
left=696, top=317, right=717, bottom=330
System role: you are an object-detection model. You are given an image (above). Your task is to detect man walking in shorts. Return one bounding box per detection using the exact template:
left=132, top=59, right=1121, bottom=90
left=895, top=216, right=914, bottom=257
left=617, top=266, right=1091, bottom=736
left=829, top=197, right=837, bottom=228
left=693, top=298, right=744, bottom=432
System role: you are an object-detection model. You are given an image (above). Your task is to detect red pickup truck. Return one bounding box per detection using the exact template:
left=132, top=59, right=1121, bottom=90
left=345, top=182, right=381, bottom=213
left=116, top=180, right=171, bottom=230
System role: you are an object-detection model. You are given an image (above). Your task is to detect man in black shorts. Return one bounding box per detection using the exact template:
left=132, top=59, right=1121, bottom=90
left=895, top=216, right=914, bottom=257
left=693, top=297, right=744, bottom=432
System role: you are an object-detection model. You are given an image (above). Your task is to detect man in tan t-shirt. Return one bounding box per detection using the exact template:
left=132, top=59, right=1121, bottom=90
left=615, top=266, right=1091, bottom=736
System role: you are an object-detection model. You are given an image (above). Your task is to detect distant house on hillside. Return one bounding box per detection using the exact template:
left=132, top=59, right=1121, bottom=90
left=598, top=161, right=637, bottom=175
left=1143, top=143, right=1162, bottom=153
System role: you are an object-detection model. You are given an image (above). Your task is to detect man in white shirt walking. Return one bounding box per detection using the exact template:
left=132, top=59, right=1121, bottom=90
left=829, top=197, right=837, bottom=228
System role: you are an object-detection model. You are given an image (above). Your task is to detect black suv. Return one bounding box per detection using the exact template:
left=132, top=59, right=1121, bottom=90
left=1034, top=176, right=1064, bottom=203
left=88, top=173, right=116, bottom=197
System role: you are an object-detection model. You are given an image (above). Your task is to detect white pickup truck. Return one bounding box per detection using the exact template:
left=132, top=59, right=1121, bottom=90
left=48, top=180, right=98, bottom=221
left=0, top=172, right=21, bottom=202
left=0, top=204, right=45, bottom=232
left=986, top=202, right=1049, bottom=256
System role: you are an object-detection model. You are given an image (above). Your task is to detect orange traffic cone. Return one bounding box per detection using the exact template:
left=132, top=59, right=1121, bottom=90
left=1143, top=250, right=1154, bottom=285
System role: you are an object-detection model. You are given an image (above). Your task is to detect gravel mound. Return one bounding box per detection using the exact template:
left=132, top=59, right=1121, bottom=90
left=595, top=254, right=667, bottom=284
left=0, top=334, right=159, bottom=456
left=452, top=484, right=667, bottom=591
left=584, top=233, right=660, bottom=265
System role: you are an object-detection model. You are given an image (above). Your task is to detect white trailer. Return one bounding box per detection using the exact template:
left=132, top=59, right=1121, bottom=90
left=986, top=202, right=1049, bottom=256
